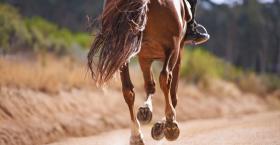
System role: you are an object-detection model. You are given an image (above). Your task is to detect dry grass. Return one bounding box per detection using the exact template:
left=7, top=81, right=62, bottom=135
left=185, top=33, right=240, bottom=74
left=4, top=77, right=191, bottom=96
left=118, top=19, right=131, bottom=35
left=0, top=54, right=95, bottom=93
left=237, top=73, right=268, bottom=96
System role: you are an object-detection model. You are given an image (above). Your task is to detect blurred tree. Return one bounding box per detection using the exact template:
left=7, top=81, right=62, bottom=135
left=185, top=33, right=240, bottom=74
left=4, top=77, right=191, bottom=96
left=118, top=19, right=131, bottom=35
left=198, top=0, right=279, bottom=75
left=2, top=0, right=103, bottom=31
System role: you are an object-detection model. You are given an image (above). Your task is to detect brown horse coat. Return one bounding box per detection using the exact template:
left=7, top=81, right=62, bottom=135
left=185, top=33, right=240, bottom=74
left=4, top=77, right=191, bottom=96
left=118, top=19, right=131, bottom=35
left=88, top=0, right=192, bottom=144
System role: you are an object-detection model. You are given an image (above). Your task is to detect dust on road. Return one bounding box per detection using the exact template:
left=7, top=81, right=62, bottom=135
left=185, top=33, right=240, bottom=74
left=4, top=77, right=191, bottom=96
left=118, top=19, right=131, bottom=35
left=49, top=111, right=280, bottom=145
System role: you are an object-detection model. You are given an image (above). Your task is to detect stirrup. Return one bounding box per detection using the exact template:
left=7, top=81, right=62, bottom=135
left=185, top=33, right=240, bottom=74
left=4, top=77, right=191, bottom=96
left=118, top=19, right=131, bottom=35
left=185, top=24, right=210, bottom=45
left=196, top=24, right=209, bottom=35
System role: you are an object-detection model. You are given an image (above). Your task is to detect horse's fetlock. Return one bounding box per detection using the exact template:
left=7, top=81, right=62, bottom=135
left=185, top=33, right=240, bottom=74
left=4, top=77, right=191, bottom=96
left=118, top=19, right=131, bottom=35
left=145, top=81, right=156, bottom=94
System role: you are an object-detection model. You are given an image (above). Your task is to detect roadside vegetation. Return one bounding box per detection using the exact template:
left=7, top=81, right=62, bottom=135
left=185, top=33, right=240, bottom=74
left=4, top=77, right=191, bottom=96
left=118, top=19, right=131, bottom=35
left=0, top=3, right=279, bottom=96
left=0, top=4, right=90, bottom=55
left=181, top=48, right=280, bottom=95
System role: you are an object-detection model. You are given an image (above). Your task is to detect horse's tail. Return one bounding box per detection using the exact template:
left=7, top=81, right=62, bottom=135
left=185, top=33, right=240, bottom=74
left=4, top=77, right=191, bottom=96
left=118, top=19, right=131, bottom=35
left=88, top=0, right=149, bottom=86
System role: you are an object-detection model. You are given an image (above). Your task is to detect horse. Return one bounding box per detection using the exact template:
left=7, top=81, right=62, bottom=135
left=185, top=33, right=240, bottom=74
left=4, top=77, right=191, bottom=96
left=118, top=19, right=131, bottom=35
left=88, top=0, right=192, bottom=144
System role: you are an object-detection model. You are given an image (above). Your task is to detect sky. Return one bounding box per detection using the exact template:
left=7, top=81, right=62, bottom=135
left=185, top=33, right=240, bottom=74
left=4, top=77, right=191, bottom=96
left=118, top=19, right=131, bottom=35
left=211, top=0, right=274, bottom=4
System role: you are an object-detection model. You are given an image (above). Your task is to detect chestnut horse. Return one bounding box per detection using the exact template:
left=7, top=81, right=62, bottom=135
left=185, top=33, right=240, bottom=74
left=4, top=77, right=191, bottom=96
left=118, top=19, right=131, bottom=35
left=88, top=0, right=192, bottom=144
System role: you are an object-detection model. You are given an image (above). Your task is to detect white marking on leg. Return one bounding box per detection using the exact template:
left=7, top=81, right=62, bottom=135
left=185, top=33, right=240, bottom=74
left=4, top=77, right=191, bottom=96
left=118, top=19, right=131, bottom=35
left=130, top=119, right=144, bottom=145
left=131, top=119, right=142, bottom=137
left=144, top=94, right=153, bottom=111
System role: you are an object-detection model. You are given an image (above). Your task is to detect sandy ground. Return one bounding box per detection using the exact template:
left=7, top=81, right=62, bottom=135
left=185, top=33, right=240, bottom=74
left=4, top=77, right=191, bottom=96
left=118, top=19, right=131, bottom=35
left=49, top=111, right=280, bottom=145
left=0, top=82, right=279, bottom=145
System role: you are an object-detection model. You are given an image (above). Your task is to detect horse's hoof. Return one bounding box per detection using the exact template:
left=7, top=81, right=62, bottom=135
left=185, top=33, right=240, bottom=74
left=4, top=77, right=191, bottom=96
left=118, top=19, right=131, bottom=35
left=151, top=121, right=165, bottom=141
left=164, top=120, right=180, bottom=141
left=130, top=135, right=145, bottom=145
left=137, top=105, right=152, bottom=125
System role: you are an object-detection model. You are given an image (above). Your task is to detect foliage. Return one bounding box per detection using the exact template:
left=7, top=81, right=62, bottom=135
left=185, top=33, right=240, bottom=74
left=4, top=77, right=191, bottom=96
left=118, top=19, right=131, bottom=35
left=0, top=4, right=91, bottom=55
left=1, top=0, right=103, bottom=31
left=260, top=74, right=280, bottom=92
left=198, top=0, right=280, bottom=74
left=2, top=1, right=280, bottom=74
left=75, top=33, right=91, bottom=48
left=0, top=4, right=31, bottom=53
left=181, top=48, right=242, bottom=82
left=236, top=72, right=280, bottom=95
left=181, top=47, right=280, bottom=93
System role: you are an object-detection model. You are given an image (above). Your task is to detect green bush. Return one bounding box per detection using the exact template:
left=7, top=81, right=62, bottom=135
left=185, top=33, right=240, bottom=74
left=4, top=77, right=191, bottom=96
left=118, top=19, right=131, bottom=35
left=181, top=48, right=242, bottom=82
left=74, top=33, right=91, bottom=49
left=25, top=17, right=73, bottom=54
left=181, top=48, right=280, bottom=93
left=0, top=4, right=91, bottom=55
left=0, top=4, right=31, bottom=53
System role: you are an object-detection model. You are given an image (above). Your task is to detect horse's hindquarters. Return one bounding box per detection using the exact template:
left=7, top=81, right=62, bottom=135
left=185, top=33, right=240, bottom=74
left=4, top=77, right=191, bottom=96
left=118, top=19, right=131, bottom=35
left=140, top=0, right=188, bottom=59
left=145, top=0, right=186, bottom=38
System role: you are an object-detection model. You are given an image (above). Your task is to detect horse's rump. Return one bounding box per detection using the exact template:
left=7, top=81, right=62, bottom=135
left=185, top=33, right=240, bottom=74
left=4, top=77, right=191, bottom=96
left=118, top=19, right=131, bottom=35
left=88, top=0, right=149, bottom=85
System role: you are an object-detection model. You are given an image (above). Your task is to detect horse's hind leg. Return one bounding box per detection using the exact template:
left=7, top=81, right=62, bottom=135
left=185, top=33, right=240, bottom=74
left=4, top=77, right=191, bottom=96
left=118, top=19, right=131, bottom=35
left=159, top=48, right=180, bottom=141
left=170, top=51, right=181, bottom=108
left=151, top=51, right=182, bottom=141
left=120, top=63, right=144, bottom=145
left=137, top=57, right=155, bottom=125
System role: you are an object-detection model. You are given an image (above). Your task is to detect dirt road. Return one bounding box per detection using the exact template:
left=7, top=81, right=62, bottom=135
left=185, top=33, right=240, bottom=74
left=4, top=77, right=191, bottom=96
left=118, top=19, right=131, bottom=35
left=49, top=111, right=280, bottom=145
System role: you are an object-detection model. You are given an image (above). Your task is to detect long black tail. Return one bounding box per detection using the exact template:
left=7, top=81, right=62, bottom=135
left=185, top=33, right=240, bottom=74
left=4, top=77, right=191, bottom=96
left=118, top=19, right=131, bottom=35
left=88, top=0, right=149, bottom=85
